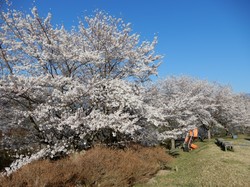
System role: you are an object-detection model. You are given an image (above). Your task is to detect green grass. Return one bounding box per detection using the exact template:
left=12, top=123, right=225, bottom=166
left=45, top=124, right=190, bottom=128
left=135, top=135, right=250, bottom=187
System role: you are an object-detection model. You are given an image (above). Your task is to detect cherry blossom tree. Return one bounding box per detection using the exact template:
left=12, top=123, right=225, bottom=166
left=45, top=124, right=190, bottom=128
left=0, top=7, right=161, bottom=82
left=0, top=4, right=164, bottom=169
left=145, top=76, right=249, bottom=135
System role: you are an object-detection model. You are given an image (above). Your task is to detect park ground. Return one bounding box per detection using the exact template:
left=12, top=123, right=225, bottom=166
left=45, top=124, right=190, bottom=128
left=1, top=135, right=250, bottom=186
left=135, top=135, right=250, bottom=187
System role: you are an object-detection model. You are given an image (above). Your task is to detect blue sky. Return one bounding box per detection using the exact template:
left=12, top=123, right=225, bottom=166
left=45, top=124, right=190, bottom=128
left=7, top=0, right=250, bottom=93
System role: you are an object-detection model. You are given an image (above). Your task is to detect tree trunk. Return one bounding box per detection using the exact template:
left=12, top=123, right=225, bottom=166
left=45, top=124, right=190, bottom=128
left=171, top=139, right=175, bottom=149
left=207, top=129, right=211, bottom=140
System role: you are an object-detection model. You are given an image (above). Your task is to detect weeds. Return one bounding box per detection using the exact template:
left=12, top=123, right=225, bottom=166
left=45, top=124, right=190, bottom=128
left=0, top=145, right=172, bottom=187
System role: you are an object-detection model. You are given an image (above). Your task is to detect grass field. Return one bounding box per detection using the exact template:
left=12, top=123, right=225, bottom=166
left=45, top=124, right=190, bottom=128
left=135, top=135, right=250, bottom=187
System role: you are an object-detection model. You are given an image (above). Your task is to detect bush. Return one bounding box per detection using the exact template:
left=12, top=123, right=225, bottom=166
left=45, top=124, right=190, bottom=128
left=0, top=145, right=172, bottom=187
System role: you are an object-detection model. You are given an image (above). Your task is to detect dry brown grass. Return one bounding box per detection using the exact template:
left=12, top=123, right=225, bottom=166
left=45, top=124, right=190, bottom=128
left=0, top=145, right=172, bottom=187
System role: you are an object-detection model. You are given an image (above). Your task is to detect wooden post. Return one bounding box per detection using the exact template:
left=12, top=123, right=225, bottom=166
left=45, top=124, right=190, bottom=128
left=207, top=129, right=211, bottom=140
left=171, top=139, right=175, bottom=150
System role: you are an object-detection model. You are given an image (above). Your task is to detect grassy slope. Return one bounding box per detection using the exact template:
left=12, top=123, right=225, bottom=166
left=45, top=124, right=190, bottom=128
left=135, top=135, right=250, bottom=187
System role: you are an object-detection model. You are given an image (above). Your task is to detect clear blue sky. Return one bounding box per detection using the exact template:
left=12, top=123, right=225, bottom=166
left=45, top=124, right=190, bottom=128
left=7, top=0, right=250, bottom=93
